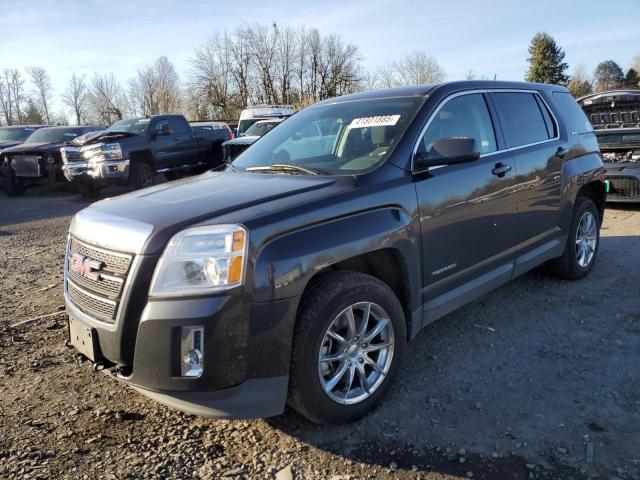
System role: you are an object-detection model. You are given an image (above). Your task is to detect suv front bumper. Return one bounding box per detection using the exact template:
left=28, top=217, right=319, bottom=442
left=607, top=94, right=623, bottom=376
left=604, top=162, right=640, bottom=202
left=65, top=291, right=298, bottom=419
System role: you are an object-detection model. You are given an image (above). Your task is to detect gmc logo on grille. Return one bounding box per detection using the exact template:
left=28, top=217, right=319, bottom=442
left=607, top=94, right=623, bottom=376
left=69, top=253, right=103, bottom=281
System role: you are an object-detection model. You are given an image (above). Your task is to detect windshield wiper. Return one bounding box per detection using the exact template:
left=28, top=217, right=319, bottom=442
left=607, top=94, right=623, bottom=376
left=245, top=164, right=319, bottom=176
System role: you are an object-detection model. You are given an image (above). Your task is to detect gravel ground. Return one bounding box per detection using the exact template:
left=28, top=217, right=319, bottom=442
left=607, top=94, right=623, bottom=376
left=1, top=183, right=639, bottom=480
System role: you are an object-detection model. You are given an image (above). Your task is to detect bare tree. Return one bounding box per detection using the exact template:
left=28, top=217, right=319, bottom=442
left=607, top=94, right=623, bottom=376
left=396, top=51, right=446, bottom=85
left=62, top=73, right=89, bottom=125
left=89, top=73, right=125, bottom=125
left=129, top=56, right=181, bottom=116
left=26, top=66, right=53, bottom=123
left=0, top=69, right=26, bottom=124
left=567, top=63, right=593, bottom=98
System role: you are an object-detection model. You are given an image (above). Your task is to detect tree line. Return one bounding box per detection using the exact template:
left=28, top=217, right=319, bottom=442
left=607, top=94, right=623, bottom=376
left=525, top=32, right=640, bottom=97
left=0, top=24, right=638, bottom=127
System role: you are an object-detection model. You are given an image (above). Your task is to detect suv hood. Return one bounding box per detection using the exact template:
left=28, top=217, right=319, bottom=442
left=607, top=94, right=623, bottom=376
left=72, top=170, right=348, bottom=255
left=223, top=136, right=260, bottom=146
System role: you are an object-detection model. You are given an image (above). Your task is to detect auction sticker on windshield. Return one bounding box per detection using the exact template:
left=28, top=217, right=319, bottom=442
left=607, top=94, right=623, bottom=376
left=349, top=114, right=401, bottom=129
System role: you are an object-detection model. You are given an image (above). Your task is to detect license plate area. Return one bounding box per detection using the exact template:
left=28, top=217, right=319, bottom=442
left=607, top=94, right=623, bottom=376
left=13, top=155, right=41, bottom=177
left=69, top=316, right=101, bottom=362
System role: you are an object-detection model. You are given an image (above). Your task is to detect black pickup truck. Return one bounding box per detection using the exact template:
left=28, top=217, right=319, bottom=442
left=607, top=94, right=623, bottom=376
left=61, top=115, right=231, bottom=196
left=0, top=125, right=104, bottom=196
left=0, top=125, right=49, bottom=152
left=578, top=90, right=640, bottom=201
left=65, top=81, right=605, bottom=424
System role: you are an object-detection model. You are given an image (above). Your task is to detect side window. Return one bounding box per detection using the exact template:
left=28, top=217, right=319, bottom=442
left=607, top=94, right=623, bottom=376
left=300, top=123, right=320, bottom=138
left=552, top=91, right=593, bottom=135
left=153, top=119, right=172, bottom=136
left=420, top=94, right=497, bottom=155
left=491, top=92, right=551, bottom=148
left=171, top=116, right=191, bottom=135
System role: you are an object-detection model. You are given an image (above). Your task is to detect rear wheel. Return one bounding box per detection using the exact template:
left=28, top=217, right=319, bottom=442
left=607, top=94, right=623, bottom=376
left=288, top=271, right=406, bottom=424
left=128, top=162, right=154, bottom=190
left=546, top=197, right=600, bottom=280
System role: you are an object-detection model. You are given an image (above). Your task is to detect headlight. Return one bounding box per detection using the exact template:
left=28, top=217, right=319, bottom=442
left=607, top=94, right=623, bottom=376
left=149, top=225, right=247, bottom=296
left=82, top=143, right=122, bottom=161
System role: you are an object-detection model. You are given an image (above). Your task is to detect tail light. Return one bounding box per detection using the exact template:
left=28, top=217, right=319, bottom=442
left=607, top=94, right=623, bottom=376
left=227, top=129, right=235, bottom=141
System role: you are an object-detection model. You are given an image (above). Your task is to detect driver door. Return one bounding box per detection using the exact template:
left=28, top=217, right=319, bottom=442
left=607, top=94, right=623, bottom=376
left=150, top=118, right=175, bottom=170
left=414, top=92, right=518, bottom=310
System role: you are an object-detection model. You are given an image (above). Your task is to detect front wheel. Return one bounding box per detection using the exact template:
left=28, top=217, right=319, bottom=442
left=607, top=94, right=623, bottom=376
left=288, top=271, right=406, bottom=424
left=546, top=196, right=600, bottom=280
left=128, top=162, right=154, bottom=190
left=1, top=174, right=25, bottom=196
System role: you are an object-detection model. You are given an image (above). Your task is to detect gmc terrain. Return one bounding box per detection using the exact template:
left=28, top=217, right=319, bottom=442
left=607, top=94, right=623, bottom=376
left=65, top=81, right=605, bottom=424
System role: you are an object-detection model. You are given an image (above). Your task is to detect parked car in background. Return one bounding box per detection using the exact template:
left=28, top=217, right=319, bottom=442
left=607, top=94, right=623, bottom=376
left=62, top=115, right=230, bottom=197
left=578, top=90, right=640, bottom=202
left=64, top=81, right=605, bottom=424
left=0, top=125, right=104, bottom=196
left=236, top=105, right=294, bottom=137
left=0, top=125, right=49, bottom=154
left=222, top=118, right=285, bottom=162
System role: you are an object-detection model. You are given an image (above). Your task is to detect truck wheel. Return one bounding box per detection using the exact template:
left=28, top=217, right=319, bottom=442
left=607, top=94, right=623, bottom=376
left=1, top=174, right=25, bottom=196
left=546, top=197, right=600, bottom=280
left=129, top=162, right=154, bottom=190
left=288, top=271, right=406, bottom=424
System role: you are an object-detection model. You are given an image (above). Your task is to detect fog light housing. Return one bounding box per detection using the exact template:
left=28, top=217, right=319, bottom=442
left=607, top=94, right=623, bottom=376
left=181, top=326, right=204, bottom=377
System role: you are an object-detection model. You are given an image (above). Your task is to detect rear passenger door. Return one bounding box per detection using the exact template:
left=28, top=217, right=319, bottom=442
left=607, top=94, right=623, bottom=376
left=169, top=116, right=199, bottom=166
left=415, top=92, right=518, bottom=306
left=489, top=91, right=564, bottom=262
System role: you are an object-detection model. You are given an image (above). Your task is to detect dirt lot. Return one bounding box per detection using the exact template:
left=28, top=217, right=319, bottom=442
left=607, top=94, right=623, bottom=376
left=1, top=183, right=639, bottom=480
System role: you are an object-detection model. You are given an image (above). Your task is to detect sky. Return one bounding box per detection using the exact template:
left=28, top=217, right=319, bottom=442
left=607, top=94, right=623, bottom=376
left=1, top=0, right=639, bottom=116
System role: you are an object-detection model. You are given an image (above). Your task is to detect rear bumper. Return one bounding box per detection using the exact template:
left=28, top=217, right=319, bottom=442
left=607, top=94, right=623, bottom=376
left=604, top=162, right=640, bottom=202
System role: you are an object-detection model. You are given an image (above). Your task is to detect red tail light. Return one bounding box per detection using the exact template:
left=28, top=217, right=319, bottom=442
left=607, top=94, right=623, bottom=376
left=227, top=130, right=235, bottom=140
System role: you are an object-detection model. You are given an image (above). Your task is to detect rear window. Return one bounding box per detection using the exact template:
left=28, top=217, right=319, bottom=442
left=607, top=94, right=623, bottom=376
left=491, top=92, right=553, bottom=148
left=552, top=91, right=593, bottom=135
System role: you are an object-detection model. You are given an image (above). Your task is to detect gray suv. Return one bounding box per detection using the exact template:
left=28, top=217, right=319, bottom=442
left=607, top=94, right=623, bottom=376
left=65, top=81, right=605, bottom=424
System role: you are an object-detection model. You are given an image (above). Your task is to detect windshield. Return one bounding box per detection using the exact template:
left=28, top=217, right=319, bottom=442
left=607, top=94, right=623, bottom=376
left=597, top=132, right=640, bottom=144
left=245, top=121, right=281, bottom=137
left=107, top=118, right=150, bottom=135
left=25, top=127, right=83, bottom=144
left=0, top=127, right=38, bottom=141
left=231, top=97, right=423, bottom=175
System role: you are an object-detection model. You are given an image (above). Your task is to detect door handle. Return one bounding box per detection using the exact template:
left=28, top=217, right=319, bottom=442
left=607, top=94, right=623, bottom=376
left=556, top=147, right=569, bottom=158
left=491, top=163, right=512, bottom=177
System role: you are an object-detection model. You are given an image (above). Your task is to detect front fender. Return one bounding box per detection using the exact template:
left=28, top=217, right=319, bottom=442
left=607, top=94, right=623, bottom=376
left=252, top=207, right=421, bottom=309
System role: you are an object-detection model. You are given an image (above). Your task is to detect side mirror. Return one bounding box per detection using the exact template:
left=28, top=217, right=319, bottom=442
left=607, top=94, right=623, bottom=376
left=414, top=137, right=480, bottom=171
left=233, top=127, right=239, bottom=137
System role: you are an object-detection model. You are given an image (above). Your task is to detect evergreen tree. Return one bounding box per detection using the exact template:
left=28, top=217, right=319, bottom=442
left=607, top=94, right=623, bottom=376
left=625, top=68, right=640, bottom=89
left=525, top=32, right=569, bottom=84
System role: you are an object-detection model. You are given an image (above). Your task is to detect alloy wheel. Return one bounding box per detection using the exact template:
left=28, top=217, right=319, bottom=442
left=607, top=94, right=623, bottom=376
left=318, top=302, right=395, bottom=405
left=575, top=211, right=597, bottom=268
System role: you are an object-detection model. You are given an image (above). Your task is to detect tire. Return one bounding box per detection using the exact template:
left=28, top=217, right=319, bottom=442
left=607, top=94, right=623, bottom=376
left=288, top=271, right=406, bottom=424
left=546, top=197, right=600, bottom=280
left=1, top=174, right=25, bottom=196
left=128, top=162, right=154, bottom=190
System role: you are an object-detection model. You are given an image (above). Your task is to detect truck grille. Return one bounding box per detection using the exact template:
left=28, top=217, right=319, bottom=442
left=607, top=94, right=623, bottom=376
left=65, top=237, right=133, bottom=324
left=608, top=177, right=640, bottom=200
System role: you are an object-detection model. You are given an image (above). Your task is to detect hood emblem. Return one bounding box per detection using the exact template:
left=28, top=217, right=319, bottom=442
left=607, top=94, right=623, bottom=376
left=70, top=253, right=103, bottom=281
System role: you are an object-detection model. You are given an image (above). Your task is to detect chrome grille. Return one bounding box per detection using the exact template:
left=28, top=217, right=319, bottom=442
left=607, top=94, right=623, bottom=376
left=66, top=237, right=133, bottom=324
left=67, top=280, right=117, bottom=322
left=69, top=238, right=132, bottom=274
